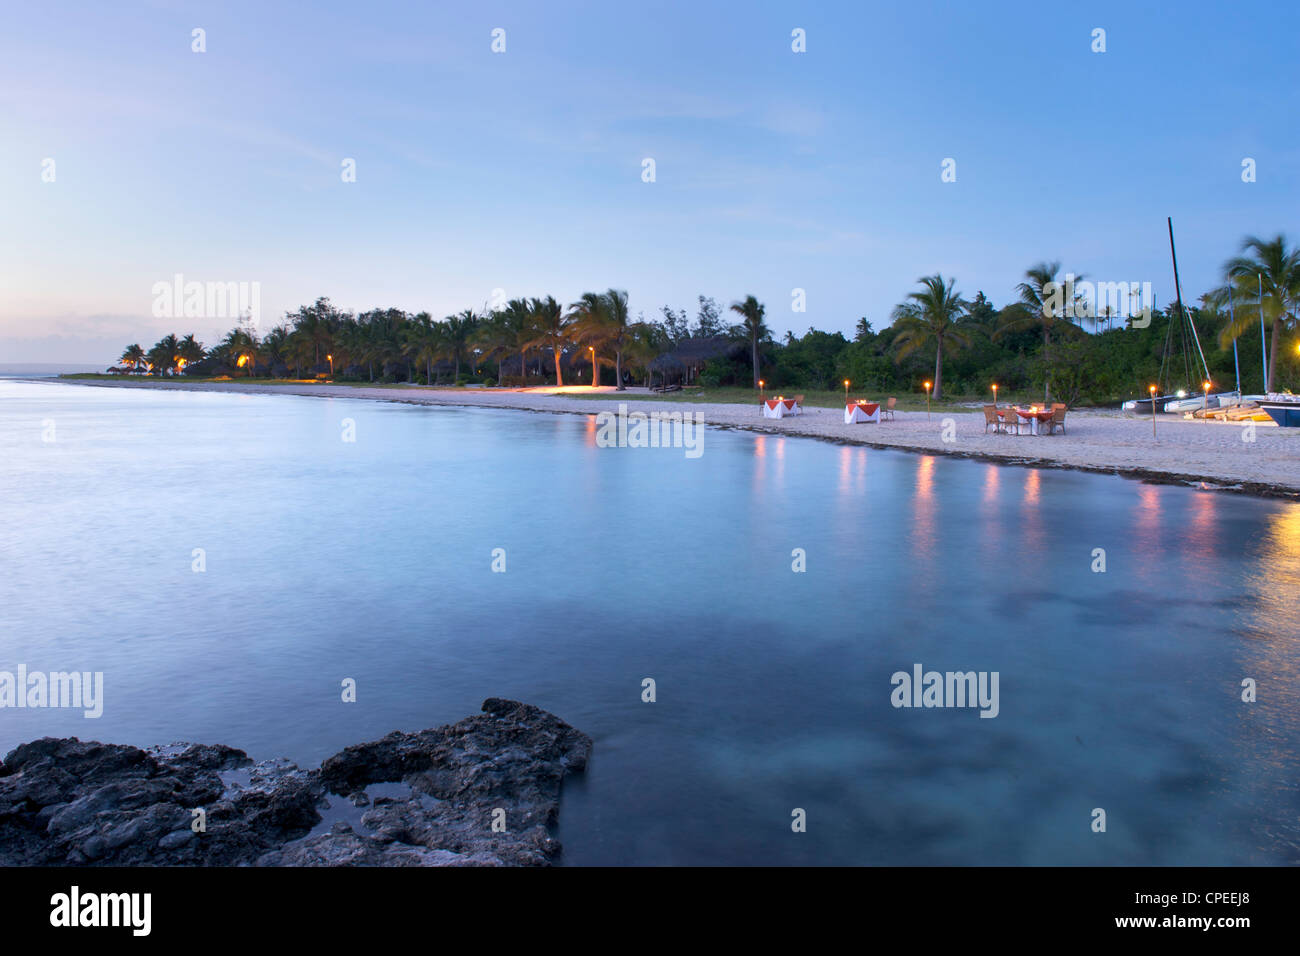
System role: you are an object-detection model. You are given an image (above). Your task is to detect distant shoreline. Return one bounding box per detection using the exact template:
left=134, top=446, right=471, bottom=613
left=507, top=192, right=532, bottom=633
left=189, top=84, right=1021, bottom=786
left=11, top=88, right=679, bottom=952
left=33, top=375, right=1300, bottom=500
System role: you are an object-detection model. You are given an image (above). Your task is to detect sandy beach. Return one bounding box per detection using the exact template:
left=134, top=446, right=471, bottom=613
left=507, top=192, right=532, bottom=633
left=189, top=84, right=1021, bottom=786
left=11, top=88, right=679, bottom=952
left=54, top=378, right=1300, bottom=498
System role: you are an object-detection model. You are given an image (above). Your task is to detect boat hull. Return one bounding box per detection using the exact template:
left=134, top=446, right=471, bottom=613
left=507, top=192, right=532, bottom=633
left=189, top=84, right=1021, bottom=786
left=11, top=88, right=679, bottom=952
left=1163, top=392, right=1246, bottom=413
left=1261, top=404, right=1300, bottom=427
left=1127, top=396, right=1175, bottom=415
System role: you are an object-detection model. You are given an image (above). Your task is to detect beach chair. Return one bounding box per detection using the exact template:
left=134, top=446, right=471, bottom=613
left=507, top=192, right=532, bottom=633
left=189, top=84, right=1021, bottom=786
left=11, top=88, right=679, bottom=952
left=882, top=397, right=896, bottom=421
left=983, top=405, right=1001, bottom=433
left=1046, top=405, right=1067, bottom=434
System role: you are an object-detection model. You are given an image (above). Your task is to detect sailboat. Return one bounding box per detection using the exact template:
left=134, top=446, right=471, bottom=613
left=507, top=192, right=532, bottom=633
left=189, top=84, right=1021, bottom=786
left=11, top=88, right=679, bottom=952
left=1124, top=219, right=1249, bottom=414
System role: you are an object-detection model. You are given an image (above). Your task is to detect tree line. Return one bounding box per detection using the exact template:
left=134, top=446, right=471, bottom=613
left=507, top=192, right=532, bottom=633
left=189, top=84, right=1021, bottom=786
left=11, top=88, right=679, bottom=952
left=117, top=234, right=1299, bottom=404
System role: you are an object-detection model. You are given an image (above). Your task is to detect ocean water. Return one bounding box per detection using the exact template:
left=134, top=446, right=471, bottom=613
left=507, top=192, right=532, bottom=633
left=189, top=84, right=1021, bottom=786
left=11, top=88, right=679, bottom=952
left=1, top=379, right=1297, bottom=865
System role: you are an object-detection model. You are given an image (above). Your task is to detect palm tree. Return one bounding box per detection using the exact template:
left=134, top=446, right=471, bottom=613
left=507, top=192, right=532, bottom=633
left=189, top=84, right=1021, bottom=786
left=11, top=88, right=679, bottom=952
left=442, top=309, right=479, bottom=381
left=290, top=297, right=338, bottom=368
left=568, top=292, right=610, bottom=386
left=333, top=318, right=368, bottom=378
left=501, top=298, right=534, bottom=384
left=622, top=322, right=665, bottom=386
left=260, top=325, right=292, bottom=373
left=221, top=327, right=259, bottom=376
left=146, top=334, right=180, bottom=375
left=597, top=289, right=639, bottom=389
left=996, top=261, right=1088, bottom=401
left=176, top=334, right=205, bottom=372
left=355, top=308, right=407, bottom=380
left=120, top=343, right=145, bottom=370
left=523, top=296, right=573, bottom=386
left=473, top=310, right=515, bottom=384
left=729, top=295, right=769, bottom=387
left=890, top=274, right=970, bottom=401
left=402, top=313, right=443, bottom=385
left=1217, top=234, right=1300, bottom=392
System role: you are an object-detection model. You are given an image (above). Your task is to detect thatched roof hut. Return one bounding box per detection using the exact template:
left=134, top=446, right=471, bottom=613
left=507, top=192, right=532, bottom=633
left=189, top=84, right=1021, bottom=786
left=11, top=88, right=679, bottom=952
left=648, top=353, right=686, bottom=387
left=657, top=335, right=741, bottom=384
left=677, top=335, right=740, bottom=366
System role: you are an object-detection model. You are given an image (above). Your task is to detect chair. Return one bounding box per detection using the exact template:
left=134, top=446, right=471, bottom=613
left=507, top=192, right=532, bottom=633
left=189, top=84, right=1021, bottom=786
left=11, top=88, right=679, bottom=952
left=983, top=405, right=1001, bottom=433
left=793, top=394, right=805, bottom=415
left=882, top=397, right=897, bottom=420
left=1046, top=405, right=1067, bottom=434
left=1000, top=408, right=1023, bottom=435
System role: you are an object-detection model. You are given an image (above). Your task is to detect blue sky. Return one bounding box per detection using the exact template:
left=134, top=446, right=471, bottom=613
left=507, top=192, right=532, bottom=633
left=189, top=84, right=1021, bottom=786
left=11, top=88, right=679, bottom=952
left=1, top=0, right=1296, bottom=362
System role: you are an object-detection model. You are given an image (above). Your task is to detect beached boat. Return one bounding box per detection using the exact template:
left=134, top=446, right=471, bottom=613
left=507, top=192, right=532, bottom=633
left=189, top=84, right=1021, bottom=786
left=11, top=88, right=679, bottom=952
left=1125, top=219, right=1214, bottom=419
left=1125, top=394, right=1176, bottom=415
left=1162, top=391, right=1244, bottom=413
left=1258, top=395, right=1300, bottom=427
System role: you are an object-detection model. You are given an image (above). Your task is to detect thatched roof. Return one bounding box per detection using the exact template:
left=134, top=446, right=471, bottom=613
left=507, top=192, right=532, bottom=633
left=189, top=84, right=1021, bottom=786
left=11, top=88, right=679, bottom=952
left=649, top=353, right=686, bottom=374
left=669, top=335, right=740, bottom=366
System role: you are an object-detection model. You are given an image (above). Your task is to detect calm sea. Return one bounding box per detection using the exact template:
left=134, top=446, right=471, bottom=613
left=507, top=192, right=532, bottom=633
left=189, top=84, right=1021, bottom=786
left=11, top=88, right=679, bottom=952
left=1, top=380, right=1297, bottom=865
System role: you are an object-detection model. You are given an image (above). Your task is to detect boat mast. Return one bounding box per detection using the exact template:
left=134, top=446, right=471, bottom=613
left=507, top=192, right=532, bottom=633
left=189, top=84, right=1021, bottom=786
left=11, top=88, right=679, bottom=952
left=1258, top=274, right=1269, bottom=393
left=1167, top=217, right=1210, bottom=386
left=1228, top=284, right=1241, bottom=398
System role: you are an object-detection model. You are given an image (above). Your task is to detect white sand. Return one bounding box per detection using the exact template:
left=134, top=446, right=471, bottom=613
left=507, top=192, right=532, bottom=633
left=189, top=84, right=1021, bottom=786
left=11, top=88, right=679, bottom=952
left=61, top=380, right=1300, bottom=497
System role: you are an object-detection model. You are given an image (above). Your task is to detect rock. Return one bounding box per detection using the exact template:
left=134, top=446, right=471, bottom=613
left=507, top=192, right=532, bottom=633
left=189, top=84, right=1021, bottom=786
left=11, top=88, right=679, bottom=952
left=157, top=830, right=194, bottom=850
left=0, top=699, right=590, bottom=867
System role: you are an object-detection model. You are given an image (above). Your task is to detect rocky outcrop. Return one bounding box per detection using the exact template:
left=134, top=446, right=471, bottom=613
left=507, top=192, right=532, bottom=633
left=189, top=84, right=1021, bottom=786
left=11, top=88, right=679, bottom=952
left=0, top=699, right=590, bottom=866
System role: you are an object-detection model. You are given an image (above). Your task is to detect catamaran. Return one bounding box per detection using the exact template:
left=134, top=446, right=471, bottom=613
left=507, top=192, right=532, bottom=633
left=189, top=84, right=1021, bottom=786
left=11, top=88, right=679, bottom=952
left=1123, top=218, right=1270, bottom=416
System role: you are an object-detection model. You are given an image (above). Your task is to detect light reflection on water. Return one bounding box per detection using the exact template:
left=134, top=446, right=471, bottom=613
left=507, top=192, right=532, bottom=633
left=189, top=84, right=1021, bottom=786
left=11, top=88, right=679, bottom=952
left=1, top=380, right=1297, bottom=865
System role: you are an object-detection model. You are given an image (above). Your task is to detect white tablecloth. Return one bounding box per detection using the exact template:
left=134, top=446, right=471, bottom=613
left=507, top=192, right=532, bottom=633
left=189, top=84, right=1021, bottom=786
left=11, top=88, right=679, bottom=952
left=1004, top=411, right=1048, bottom=435
left=763, top=400, right=799, bottom=419
left=845, top=403, right=880, bottom=423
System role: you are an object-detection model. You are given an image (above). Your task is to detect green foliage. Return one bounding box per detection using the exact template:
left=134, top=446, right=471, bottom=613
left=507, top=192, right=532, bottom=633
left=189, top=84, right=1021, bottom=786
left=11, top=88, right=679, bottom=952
left=698, top=357, right=748, bottom=387
left=770, top=328, right=849, bottom=389
left=122, top=244, right=1300, bottom=405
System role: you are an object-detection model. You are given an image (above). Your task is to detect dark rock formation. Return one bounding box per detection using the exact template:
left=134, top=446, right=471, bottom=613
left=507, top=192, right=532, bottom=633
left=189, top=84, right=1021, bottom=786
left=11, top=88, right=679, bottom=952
left=0, top=699, right=590, bottom=866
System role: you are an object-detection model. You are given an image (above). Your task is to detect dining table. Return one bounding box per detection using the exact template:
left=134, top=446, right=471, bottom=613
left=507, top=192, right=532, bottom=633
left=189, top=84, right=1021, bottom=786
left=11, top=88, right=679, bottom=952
left=762, top=398, right=800, bottom=419
left=1001, top=406, right=1053, bottom=435
left=844, top=400, right=880, bottom=424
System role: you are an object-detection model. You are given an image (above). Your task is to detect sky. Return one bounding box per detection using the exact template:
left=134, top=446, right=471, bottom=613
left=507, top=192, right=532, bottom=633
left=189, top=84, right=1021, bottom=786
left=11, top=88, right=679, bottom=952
left=1, top=0, right=1296, bottom=363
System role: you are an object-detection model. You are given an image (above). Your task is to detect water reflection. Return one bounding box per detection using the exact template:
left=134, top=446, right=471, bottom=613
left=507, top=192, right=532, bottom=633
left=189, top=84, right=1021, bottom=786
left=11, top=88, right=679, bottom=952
left=1019, top=469, right=1045, bottom=557
left=1184, top=490, right=1218, bottom=560
left=1249, top=504, right=1300, bottom=663
left=912, top=456, right=936, bottom=560
left=751, top=434, right=784, bottom=495
left=4, top=381, right=1298, bottom=866
left=837, top=446, right=867, bottom=497
left=979, top=464, right=1003, bottom=560
left=1232, top=503, right=1300, bottom=818
left=1132, top=484, right=1163, bottom=584
left=982, top=463, right=1000, bottom=505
